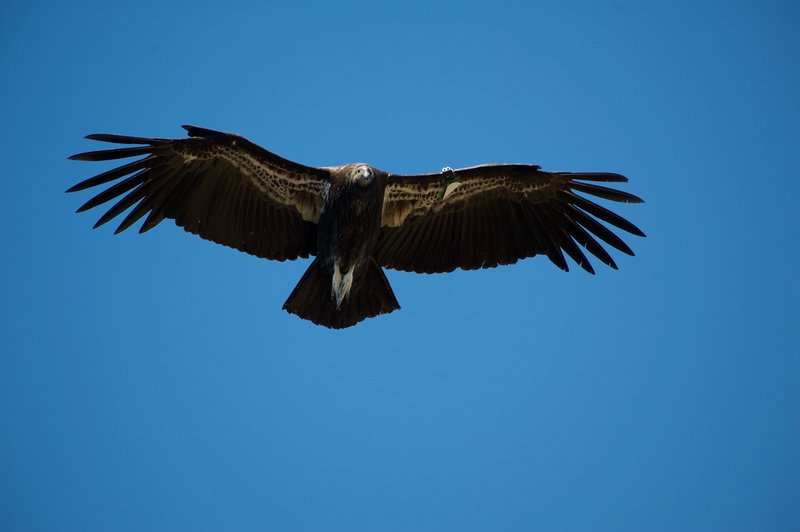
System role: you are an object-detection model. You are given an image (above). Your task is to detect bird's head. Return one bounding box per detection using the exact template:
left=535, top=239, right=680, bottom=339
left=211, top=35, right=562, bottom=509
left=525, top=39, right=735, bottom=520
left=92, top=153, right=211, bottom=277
left=349, top=164, right=375, bottom=187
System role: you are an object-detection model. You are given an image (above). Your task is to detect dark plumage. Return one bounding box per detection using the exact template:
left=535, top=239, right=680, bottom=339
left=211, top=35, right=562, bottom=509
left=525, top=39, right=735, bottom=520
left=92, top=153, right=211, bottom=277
left=68, top=125, right=645, bottom=329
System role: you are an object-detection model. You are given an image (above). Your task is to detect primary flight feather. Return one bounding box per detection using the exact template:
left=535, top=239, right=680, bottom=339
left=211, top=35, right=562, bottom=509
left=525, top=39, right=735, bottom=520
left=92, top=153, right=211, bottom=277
left=68, top=125, right=645, bottom=329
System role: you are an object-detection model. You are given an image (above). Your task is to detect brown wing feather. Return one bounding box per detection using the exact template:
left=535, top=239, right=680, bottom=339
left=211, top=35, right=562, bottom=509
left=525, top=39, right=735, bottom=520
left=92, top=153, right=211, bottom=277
left=376, top=164, right=644, bottom=274
left=68, top=126, right=331, bottom=261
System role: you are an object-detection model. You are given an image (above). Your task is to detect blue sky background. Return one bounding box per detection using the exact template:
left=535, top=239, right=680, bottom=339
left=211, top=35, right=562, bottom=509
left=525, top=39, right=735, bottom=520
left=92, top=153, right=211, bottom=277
left=2, top=1, right=799, bottom=530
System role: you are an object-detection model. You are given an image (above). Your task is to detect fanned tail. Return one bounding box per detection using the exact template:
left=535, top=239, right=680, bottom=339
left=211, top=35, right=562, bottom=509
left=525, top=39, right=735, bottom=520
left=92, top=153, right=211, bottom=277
left=283, top=257, right=400, bottom=329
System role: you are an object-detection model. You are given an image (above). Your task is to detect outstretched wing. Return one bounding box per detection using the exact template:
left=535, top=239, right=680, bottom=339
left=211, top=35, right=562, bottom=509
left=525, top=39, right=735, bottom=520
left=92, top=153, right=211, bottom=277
left=376, top=164, right=644, bottom=274
left=68, top=125, right=330, bottom=261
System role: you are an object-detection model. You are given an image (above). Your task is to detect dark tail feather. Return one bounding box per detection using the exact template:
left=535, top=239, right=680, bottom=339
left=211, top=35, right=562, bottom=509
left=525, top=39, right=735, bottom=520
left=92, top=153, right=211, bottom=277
left=283, top=257, right=400, bottom=329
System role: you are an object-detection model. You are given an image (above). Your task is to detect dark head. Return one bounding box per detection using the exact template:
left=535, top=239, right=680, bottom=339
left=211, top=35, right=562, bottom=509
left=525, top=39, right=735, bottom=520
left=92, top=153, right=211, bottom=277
left=348, top=164, right=375, bottom=187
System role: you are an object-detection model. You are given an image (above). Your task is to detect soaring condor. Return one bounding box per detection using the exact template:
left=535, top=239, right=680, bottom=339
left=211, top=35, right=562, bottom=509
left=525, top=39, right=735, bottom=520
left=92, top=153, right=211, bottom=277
left=68, top=125, right=645, bottom=329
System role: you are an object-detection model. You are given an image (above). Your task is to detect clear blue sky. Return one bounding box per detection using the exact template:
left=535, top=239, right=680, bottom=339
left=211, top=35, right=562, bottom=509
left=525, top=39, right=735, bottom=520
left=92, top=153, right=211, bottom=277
left=2, top=1, right=798, bottom=530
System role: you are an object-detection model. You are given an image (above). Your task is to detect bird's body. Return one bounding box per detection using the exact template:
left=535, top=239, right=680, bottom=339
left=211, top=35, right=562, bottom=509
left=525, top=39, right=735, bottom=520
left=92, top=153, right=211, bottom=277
left=68, top=125, right=645, bottom=329
left=317, top=164, right=386, bottom=307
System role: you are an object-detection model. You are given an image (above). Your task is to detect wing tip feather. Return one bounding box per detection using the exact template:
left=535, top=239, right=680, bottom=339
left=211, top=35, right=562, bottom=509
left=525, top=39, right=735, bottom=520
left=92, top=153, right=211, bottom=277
left=570, top=172, right=628, bottom=183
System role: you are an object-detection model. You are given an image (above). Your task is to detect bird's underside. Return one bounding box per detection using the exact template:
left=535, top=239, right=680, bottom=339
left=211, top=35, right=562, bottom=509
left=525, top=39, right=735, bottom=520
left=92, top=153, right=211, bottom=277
left=68, top=125, right=645, bottom=329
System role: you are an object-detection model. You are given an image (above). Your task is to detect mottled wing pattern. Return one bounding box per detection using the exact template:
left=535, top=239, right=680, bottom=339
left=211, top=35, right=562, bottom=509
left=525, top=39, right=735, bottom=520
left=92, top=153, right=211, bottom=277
left=68, top=125, right=330, bottom=261
left=376, top=164, right=645, bottom=273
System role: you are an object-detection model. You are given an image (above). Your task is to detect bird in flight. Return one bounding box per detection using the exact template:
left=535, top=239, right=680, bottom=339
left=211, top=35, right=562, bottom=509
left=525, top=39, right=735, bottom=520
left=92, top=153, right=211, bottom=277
left=68, top=125, right=645, bottom=329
